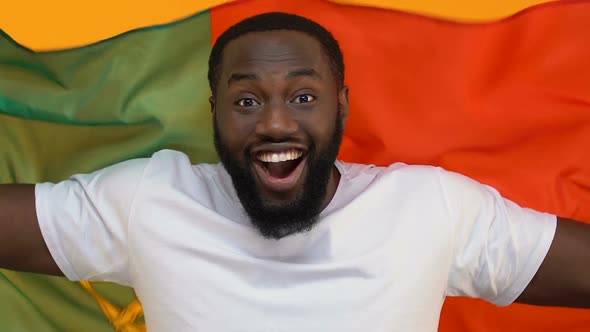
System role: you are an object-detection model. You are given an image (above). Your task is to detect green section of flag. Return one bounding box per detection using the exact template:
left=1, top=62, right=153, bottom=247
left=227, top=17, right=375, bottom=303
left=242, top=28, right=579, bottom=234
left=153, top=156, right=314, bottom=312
left=0, top=9, right=216, bottom=332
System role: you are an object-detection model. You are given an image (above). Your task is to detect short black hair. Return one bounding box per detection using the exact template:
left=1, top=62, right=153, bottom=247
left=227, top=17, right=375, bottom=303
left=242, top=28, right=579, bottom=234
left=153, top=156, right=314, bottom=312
left=207, top=12, right=345, bottom=95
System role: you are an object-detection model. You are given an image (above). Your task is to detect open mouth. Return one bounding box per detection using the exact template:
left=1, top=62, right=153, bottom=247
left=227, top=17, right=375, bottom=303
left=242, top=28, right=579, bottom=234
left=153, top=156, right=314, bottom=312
left=253, top=148, right=306, bottom=192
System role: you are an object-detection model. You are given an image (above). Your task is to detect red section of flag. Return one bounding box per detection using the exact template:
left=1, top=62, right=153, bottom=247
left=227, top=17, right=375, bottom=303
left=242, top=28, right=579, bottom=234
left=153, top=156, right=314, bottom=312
left=211, top=1, right=590, bottom=330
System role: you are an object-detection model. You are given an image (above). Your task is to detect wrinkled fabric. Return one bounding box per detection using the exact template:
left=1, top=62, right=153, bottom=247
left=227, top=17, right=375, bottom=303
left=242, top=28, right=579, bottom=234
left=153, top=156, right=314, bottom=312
left=0, top=0, right=589, bottom=331
left=0, top=10, right=213, bottom=332
left=211, top=1, right=590, bottom=331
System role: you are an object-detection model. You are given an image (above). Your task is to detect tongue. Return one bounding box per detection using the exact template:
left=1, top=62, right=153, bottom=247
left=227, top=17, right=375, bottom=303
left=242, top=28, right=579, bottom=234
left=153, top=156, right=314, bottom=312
left=265, top=159, right=301, bottom=179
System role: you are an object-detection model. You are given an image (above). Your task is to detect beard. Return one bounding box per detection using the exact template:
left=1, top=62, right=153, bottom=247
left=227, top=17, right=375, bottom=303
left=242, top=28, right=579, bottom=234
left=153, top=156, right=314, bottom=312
left=214, top=113, right=344, bottom=240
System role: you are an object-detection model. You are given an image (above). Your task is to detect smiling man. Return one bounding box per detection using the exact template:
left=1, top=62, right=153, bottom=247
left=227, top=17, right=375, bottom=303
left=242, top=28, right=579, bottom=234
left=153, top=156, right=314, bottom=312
left=0, top=12, right=589, bottom=332
left=209, top=20, right=348, bottom=239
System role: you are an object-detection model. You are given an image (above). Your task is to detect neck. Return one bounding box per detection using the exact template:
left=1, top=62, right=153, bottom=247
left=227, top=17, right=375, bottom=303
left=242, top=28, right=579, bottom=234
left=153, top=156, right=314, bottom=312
left=320, top=164, right=341, bottom=212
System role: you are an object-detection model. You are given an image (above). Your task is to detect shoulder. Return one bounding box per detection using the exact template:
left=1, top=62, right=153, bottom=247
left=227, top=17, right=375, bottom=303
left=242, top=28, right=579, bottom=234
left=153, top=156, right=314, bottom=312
left=141, top=149, right=233, bottom=197
left=330, top=160, right=448, bottom=213
left=336, top=160, right=496, bottom=207
left=145, top=149, right=194, bottom=169
left=338, top=160, right=443, bottom=185
left=144, top=149, right=224, bottom=176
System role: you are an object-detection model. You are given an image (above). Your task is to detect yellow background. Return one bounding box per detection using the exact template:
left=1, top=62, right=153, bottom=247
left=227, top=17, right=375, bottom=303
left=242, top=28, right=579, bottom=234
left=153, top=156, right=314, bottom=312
left=1, top=0, right=554, bottom=51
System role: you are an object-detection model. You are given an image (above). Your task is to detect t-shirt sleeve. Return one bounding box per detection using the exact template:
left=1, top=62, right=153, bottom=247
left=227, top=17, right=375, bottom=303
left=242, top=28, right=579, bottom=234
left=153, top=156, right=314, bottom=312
left=439, top=168, right=557, bottom=306
left=35, top=158, right=148, bottom=286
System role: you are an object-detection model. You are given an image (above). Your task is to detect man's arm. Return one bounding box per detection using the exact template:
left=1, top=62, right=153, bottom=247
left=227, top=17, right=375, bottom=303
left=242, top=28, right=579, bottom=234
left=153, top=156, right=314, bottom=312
left=0, top=184, right=63, bottom=276
left=516, top=217, right=590, bottom=308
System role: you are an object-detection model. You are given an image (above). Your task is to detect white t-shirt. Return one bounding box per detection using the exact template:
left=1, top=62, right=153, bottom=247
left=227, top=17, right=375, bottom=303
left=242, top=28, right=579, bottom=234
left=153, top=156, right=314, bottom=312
left=35, top=149, right=556, bottom=332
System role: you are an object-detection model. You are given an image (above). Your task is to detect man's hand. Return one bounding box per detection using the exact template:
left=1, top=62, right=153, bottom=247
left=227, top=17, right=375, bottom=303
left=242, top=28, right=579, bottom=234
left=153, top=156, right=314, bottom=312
left=0, top=184, right=63, bottom=275
left=516, top=217, right=590, bottom=308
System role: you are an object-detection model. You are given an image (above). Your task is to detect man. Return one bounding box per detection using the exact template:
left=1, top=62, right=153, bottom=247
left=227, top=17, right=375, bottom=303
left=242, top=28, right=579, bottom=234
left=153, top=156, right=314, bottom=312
left=0, top=11, right=589, bottom=332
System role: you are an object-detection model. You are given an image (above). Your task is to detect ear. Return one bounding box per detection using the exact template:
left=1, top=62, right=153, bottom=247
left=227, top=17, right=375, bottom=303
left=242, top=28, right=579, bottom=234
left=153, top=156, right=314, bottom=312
left=338, top=86, right=350, bottom=129
left=209, top=96, right=216, bottom=114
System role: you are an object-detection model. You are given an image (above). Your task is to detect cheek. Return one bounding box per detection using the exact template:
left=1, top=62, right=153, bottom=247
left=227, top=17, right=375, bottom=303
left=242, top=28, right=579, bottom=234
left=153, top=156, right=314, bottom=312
left=216, top=111, right=257, bottom=148
left=299, top=114, right=337, bottom=145
left=314, top=98, right=341, bottom=131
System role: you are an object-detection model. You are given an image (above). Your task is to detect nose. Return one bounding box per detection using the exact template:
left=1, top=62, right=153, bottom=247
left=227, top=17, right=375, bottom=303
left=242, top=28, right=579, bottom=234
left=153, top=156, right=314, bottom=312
left=255, top=101, right=298, bottom=140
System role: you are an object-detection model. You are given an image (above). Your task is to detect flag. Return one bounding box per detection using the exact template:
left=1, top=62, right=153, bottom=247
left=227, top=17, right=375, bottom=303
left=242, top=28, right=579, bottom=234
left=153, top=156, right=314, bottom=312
left=1, top=0, right=589, bottom=331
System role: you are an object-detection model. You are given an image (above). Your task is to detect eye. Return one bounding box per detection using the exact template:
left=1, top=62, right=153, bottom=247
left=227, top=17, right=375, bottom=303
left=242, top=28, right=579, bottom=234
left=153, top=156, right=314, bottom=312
left=236, top=98, right=261, bottom=107
left=291, top=94, right=315, bottom=104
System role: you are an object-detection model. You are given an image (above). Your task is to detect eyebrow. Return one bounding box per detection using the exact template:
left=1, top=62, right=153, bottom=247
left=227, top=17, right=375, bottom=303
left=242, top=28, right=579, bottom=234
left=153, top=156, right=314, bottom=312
left=286, top=68, right=322, bottom=80
left=227, top=73, right=259, bottom=86
left=227, top=68, right=322, bottom=87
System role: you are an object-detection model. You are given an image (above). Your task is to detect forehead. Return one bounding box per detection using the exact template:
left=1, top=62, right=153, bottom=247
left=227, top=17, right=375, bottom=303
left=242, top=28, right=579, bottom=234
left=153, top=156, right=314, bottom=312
left=220, top=30, right=330, bottom=78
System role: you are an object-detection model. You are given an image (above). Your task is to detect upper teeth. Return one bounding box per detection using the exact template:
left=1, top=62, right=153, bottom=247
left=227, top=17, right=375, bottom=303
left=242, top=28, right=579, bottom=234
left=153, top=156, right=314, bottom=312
left=257, top=149, right=303, bottom=163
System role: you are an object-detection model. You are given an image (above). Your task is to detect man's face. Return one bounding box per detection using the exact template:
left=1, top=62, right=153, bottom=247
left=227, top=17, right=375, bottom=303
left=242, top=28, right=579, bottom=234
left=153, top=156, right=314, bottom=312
left=211, top=30, right=349, bottom=239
